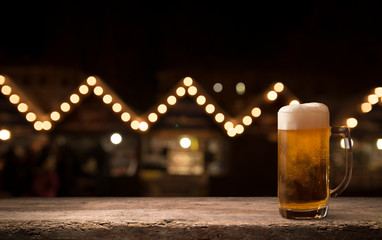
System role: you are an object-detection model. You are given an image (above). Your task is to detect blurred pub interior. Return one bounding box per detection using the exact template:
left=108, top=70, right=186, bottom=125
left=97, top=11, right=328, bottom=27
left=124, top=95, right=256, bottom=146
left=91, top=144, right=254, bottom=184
left=0, top=2, right=381, bottom=197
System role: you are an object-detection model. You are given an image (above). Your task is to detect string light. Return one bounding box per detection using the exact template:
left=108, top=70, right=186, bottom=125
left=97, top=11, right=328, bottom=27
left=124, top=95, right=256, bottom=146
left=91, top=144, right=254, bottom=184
left=79, top=85, right=89, bottom=94
left=26, top=112, right=37, bottom=122
left=139, top=121, right=149, bottom=131
left=188, top=86, right=197, bottom=96
left=87, top=76, right=97, bottom=86
left=242, top=116, right=252, bottom=126
left=0, top=75, right=5, bottom=85
left=1, top=85, right=12, bottom=95
left=251, top=107, right=261, bottom=117
left=121, top=112, right=131, bottom=122
left=9, top=94, right=20, bottom=104
left=94, top=86, right=103, bottom=96
left=205, top=104, right=215, bottom=114
left=196, top=95, right=206, bottom=105
left=235, top=124, right=244, bottom=134
left=215, top=113, right=225, bottom=123
left=176, top=87, right=186, bottom=97
left=70, top=94, right=80, bottom=104
left=103, top=94, right=113, bottom=104
left=346, top=118, right=358, bottom=128
left=148, top=113, right=158, bottom=122
left=274, top=82, right=284, bottom=92
left=267, top=91, right=278, bottom=101
left=50, top=111, right=60, bottom=121
left=131, top=120, right=140, bottom=130
left=112, top=103, right=122, bottom=112
left=158, top=104, right=167, bottom=114
left=224, top=121, right=234, bottom=131
left=17, top=103, right=28, bottom=112
left=290, top=100, right=300, bottom=105
left=42, top=121, right=52, bottom=130
left=375, top=87, right=382, bottom=97
left=167, top=95, right=177, bottom=105
left=368, top=94, right=379, bottom=105
left=60, top=102, right=70, bottom=112
left=34, top=121, right=43, bottom=131
left=361, top=103, right=372, bottom=113
left=183, top=77, right=193, bottom=86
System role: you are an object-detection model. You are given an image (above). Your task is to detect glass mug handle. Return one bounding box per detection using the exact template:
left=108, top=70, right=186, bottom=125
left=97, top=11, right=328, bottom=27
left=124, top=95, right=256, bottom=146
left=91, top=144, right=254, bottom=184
left=330, top=126, right=353, bottom=197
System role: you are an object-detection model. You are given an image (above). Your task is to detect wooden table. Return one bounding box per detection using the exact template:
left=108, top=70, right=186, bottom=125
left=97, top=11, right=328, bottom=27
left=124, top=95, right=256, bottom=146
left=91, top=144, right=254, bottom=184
left=0, top=197, right=381, bottom=239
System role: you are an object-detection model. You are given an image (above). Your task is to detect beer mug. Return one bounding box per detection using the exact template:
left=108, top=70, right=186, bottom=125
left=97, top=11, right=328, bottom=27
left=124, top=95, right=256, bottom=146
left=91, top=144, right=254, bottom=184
left=277, top=102, right=353, bottom=219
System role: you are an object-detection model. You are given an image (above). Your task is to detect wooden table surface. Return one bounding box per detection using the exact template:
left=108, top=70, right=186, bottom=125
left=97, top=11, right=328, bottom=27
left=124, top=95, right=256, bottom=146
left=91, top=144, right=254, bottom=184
left=0, top=197, right=381, bottom=239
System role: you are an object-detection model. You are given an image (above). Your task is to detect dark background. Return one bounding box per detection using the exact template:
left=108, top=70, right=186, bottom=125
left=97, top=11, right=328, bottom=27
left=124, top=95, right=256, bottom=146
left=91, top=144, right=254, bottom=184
left=0, top=1, right=381, bottom=197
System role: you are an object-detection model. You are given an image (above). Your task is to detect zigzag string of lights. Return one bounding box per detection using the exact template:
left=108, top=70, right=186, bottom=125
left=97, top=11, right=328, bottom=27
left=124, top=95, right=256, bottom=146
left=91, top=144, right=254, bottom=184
left=0, top=74, right=380, bottom=138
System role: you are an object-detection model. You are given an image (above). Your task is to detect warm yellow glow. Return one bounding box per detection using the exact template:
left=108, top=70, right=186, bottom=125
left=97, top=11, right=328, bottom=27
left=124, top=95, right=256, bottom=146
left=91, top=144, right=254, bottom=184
left=251, top=107, right=261, bottom=117
left=235, top=124, right=244, bottom=134
left=121, top=112, right=131, bottom=122
left=361, top=102, right=372, bottom=113
left=94, top=86, right=104, bottom=96
left=289, top=100, right=300, bottom=105
left=176, top=87, right=186, bottom=97
left=224, top=121, right=234, bottom=131
left=187, top=86, right=197, bottom=96
left=42, top=121, right=52, bottom=130
left=60, top=102, right=70, bottom=112
left=215, top=113, right=225, bottom=123
left=375, top=87, right=382, bottom=97
left=157, top=104, right=167, bottom=114
left=70, top=94, right=80, bottom=104
left=196, top=95, right=206, bottom=105
left=17, top=103, right=28, bottom=113
left=180, top=137, right=191, bottom=148
left=110, top=133, right=122, bottom=145
left=1, top=85, right=12, bottom=95
left=227, top=128, right=236, bottom=137
left=0, top=75, right=5, bottom=85
left=26, top=112, right=37, bottom=122
left=0, top=129, right=11, bottom=141
left=346, top=117, right=358, bottom=128
left=242, top=116, right=252, bottom=126
left=167, top=95, right=177, bottom=105
left=377, top=139, right=382, bottom=150
left=103, top=94, right=113, bottom=104
left=267, top=90, right=278, bottom=101
left=368, top=94, right=379, bottom=105
left=9, top=94, right=20, bottom=104
left=79, top=85, right=89, bottom=94
left=87, top=76, right=97, bottom=86
left=148, top=113, right=158, bottom=122
left=274, top=82, right=284, bottom=92
left=34, top=121, right=43, bottom=131
left=112, top=103, right=122, bottom=112
left=50, top=111, right=61, bottom=121
left=139, top=121, right=149, bottom=131
left=205, top=104, right=215, bottom=114
left=183, top=77, right=193, bottom=86
left=131, top=120, right=140, bottom=130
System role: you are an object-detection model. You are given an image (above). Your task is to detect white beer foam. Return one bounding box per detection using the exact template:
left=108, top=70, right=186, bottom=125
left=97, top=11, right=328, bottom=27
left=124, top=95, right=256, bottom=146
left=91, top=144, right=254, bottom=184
left=278, top=102, right=329, bottom=130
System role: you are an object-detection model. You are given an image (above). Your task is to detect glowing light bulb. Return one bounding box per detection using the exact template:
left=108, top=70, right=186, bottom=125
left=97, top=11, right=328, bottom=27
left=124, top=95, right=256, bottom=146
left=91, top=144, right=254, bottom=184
left=180, top=137, right=191, bottom=149
left=196, top=95, right=206, bottom=105
left=1, top=85, right=12, bottom=95
left=70, top=94, right=80, bottom=104
left=242, top=116, right=252, bottom=126
left=42, top=121, right=52, bottom=130
left=188, top=86, right=197, bottom=96
left=224, top=121, right=234, bottom=131
left=0, top=75, right=5, bottom=85
left=121, top=112, right=131, bottom=122
left=176, top=87, right=186, bottom=97
left=17, top=103, right=28, bottom=112
left=290, top=100, right=300, bottom=105
left=139, top=121, right=149, bottom=131
left=131, top=120, right=140, bottom=130
left=60, top=102, right=70, bottom=112
left=148, top=113, right=158, bottom=122
left=9, top=94, right=20, bottom=104
left=167, top=95, right=177, bottom=105
left=112, top=103, right=122, bottom=112
left=0, top=129, right=11, bottom=141
left=377, top=139, right=382, bottom=150
left=183, top=77, right=193, bottom=86
left=235, top=124, right=244, bottom=134
left=361, top=102, right=372, bottom=113
left=375, top=87, right=382, bottom=97
left=215, top=113, right=225, bottom=123
left=205, top=104, right=215, bottom=114
left=110, top=133, right=122, bottom=145
left=251, top=107, right=261, bottom=117
left=26, top=112, right=36, bottom=122
left=346, top=118, right=358, bottom=128
left=34, top=121, right=43, bottom=131
left=227, top=128, right=236, bottom=137
left=103, top=94, right=112, bottom=104
left=274, top=82, right=284, bottom=92
left=368, top=94, right=379, bottom=105
left=267, top=91, right=277, bottom=101
left=50, top=111, right=61, bottom=121
left=87, top=76, right=97, bottom=86
left=94, top=86, right=103, bottom=96
left=79, top=85, right=89, bottom=94
left=158, top=104, right=167, bottom=114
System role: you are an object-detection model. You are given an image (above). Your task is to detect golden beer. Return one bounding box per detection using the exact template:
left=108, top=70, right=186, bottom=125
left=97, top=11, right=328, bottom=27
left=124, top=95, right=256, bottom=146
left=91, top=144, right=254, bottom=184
left=278, top=128, right=330, bottom=215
